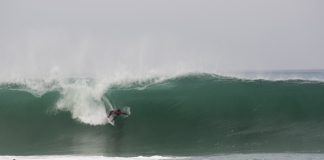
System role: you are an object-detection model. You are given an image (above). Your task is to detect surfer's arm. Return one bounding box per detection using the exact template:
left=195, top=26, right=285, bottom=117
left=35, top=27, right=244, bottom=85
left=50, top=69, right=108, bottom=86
left=108, top=111, right=113, bottom=117
left=122, top=112, right=128, bottom=115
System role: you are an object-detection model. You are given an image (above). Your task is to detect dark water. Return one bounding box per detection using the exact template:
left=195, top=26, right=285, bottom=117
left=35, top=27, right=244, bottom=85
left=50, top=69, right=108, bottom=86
left=1, top=73, right=324, bottom=156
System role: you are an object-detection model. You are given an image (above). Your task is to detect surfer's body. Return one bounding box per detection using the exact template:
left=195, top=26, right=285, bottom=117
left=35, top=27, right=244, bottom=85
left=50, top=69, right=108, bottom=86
left=108, top=108, right=128, bottom=121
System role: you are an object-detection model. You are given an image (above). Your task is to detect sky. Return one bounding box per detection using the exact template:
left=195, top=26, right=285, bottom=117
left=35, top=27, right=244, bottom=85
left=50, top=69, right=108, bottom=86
left=1, top=0, right=324, bottom=78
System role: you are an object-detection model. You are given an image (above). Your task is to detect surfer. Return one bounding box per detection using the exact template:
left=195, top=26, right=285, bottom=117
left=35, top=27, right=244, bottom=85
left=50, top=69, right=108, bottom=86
left=108, top=108, right=128, bottom=121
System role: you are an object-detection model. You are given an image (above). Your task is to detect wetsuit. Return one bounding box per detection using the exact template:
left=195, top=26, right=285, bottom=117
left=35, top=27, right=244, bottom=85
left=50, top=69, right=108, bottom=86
left=108, top=109, right=128, bottom=121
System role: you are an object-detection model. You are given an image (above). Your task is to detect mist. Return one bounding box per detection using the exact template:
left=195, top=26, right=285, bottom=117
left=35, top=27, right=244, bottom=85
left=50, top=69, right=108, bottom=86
left=1, top=0, right=324, bottom=78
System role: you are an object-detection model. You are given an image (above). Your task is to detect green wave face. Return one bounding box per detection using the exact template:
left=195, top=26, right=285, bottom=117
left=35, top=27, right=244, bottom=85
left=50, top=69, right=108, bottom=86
left=1, top=74, right=324, bottom=155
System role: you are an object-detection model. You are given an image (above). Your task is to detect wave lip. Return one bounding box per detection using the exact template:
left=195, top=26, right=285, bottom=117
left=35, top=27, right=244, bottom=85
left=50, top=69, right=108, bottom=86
left=0, top=155, right=185, bottom=160
left=2, top=154, right=324, bottom=160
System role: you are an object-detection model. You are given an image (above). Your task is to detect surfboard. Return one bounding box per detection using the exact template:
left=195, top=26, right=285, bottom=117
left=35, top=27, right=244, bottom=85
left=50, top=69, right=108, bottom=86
left=107, top=115, right=115, bottom=126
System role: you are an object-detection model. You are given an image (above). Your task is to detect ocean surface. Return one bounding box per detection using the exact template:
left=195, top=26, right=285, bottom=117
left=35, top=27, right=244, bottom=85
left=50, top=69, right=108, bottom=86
left=1, top=71, right=324, bottom=159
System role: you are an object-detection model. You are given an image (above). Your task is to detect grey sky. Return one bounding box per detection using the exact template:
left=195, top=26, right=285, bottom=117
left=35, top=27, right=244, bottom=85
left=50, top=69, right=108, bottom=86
left=1, top=0, right=324, bottom=77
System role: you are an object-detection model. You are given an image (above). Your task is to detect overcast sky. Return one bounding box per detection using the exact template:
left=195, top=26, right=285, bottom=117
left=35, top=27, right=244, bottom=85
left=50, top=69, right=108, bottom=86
left=1, top=0, right=324, bottom=77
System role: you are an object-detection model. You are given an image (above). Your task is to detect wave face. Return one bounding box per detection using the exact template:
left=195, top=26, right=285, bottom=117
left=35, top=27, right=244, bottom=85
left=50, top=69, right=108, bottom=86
left=1, top=73, right=324, bottom=155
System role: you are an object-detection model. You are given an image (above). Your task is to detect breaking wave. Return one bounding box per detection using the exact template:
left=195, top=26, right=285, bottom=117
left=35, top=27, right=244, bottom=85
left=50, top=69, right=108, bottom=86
left=1, top=73, right=324, bottom=155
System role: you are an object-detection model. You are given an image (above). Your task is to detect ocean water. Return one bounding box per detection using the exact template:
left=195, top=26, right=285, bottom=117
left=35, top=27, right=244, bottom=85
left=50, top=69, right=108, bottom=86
left=1, top=71, right=324, bottom=159
left=2, top=153, right=324, bottom=160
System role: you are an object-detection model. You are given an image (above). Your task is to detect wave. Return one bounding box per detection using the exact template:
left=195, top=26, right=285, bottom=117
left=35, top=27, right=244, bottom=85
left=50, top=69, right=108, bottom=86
left=1, top=73, right=324, bottom=155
